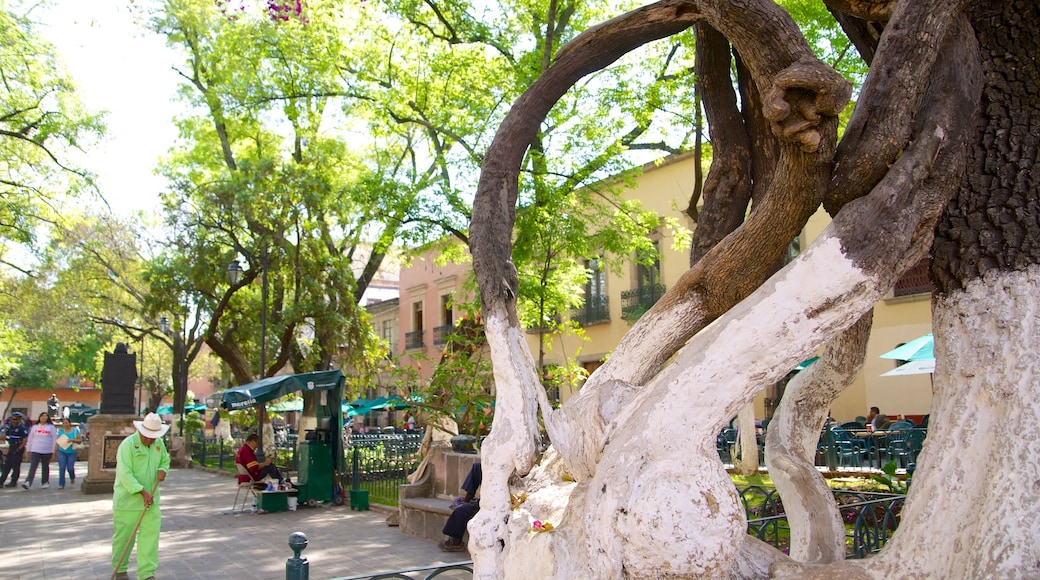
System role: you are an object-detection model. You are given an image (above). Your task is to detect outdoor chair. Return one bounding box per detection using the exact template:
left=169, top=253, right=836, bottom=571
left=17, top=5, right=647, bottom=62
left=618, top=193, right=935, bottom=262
left=233, top=463, right=261, bottom=513
left=830, top=428, right=866, bottom=468
left=888, top=421, right=915, bottom=432
left=892, top=428, right=927, bottom=468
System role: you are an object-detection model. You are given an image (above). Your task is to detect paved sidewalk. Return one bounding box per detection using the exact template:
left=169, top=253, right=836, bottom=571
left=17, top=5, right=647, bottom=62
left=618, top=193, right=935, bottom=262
left=0, top=462, right=468, bottom=579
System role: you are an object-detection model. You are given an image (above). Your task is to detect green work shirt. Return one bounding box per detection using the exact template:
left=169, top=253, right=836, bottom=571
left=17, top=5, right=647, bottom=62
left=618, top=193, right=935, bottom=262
left=112, top=432, right=171, bottom=511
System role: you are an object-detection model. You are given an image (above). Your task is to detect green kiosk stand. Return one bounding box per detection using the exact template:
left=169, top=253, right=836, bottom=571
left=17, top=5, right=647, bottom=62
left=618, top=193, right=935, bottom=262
left=219, top=369, right=346, bottom=506
left=297, top=438, right=334, bottom=503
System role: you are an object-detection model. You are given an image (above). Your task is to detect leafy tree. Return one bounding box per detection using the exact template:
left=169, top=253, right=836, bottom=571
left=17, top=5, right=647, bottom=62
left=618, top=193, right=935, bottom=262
left=149, top=0, right=405, bottom=393
left=468, top=0, right=1035, bottom=577
left=0, top=2, right=104, bottom=271
left=365, top=0, right=701, bottom=379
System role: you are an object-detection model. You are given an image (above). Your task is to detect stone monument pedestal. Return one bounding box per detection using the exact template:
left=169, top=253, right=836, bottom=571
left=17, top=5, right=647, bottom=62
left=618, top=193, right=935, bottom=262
left=81, top=414, right=140, bottom=494
left=169, top=435, right=193, bottom=469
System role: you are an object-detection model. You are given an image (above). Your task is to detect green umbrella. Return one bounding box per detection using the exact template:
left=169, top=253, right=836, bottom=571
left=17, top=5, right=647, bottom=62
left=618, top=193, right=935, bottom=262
left=880, top=333, right=934, bottom=362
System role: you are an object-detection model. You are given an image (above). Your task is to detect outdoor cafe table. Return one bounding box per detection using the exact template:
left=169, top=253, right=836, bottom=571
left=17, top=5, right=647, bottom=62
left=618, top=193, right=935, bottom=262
left=853, top=430, right=892, bottom=468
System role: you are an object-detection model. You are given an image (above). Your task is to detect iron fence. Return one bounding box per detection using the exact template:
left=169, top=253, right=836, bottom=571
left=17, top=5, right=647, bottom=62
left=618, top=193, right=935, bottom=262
left=347, top=432, right=425, bottom=505
left=327, top=561, right=474, bottom=580
left=742, top=486, right=905, bottom=558
left=189, top=427, right=301, bottom=472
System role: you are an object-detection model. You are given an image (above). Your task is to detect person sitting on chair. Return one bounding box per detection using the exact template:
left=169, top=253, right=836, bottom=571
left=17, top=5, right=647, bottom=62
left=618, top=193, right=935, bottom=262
left=439, top=461, right=481, bottom=552
left=235, top=434, right=285, bottom=487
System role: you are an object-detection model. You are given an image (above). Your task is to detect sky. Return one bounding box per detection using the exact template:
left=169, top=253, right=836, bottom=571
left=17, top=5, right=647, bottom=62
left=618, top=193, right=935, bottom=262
left=36, top=1, right=186, bottom=217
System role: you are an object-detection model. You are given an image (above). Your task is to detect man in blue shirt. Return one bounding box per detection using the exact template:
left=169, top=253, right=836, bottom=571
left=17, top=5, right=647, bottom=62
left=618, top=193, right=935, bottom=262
left=0, top=412, right=29, bottom=487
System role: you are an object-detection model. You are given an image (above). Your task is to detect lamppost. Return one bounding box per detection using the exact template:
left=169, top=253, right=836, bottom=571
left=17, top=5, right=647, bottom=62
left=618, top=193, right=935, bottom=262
left=158, top=315, right=170, bottom=421
left=138, top=334, right=145, bottom=415
left=227, top=252, right=269, bottom=456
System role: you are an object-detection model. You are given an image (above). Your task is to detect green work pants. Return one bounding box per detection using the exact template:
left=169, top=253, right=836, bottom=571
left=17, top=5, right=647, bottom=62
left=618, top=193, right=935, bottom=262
left=112, top=506, right=161, bottom=577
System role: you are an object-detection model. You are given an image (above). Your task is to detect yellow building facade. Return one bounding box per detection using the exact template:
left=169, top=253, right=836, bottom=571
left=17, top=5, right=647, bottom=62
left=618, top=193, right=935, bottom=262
left=528, top=153, right=934, bottom=424
left=379, top=152, right=934, bottom=425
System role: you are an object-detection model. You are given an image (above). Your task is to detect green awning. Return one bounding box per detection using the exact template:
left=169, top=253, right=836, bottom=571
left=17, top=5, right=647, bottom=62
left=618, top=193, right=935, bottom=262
left=219, top=370, right=345, bottom=411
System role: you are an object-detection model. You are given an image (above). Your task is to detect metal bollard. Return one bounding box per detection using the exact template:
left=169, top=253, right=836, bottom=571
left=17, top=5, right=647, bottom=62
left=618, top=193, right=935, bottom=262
left=286, top=532, right=309, bottom=580
left=351, top=445, right=361, bottom=490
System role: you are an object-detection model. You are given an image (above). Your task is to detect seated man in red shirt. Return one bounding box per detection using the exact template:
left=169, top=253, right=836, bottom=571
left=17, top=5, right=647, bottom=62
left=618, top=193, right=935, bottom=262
left=235, top=433, right=285, bottom=487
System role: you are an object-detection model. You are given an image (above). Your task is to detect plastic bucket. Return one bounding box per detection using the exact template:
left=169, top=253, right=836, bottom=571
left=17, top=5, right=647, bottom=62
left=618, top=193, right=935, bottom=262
left=288, top=497, right=298, bottom=511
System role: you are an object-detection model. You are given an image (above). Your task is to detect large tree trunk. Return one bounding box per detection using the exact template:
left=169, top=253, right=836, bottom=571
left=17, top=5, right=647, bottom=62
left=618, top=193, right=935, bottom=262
left=465, top=0, right=1009, bottom=577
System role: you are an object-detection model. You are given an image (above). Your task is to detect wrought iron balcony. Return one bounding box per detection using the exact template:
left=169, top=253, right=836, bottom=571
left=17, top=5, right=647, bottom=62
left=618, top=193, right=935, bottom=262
left=621, top=284, right=665, bottom=321
left=404, top=329, right=424, bottom=350
left=432, top=324, right=454, bottom=345
left=571, top=296, right=610, bottom=326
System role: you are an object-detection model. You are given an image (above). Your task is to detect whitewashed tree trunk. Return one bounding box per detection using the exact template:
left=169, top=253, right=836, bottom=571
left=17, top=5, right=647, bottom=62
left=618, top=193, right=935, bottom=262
left=734, top=404, right=759, bottom=475
left=465, top=0, right=993, bottom=577
left=766, top=314, right=872, bottom=564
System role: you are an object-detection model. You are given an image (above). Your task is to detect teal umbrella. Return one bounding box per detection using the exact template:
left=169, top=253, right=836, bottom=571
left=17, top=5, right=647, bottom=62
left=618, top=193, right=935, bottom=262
left=154, top=403, right=206, bottom=415
left=880, top=334, right=934, bottom=362
left=370, top=395, right=410, bottom=410
left=880, top=333, right=935, bottom=376
left=793, top=356, right=819, bottom=371
left=268, top=399, right=303, bottom=412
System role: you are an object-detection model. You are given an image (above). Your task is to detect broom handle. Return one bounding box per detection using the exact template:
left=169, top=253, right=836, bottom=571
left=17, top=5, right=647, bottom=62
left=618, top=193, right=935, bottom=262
left=111, top=478, right=161, bottom=580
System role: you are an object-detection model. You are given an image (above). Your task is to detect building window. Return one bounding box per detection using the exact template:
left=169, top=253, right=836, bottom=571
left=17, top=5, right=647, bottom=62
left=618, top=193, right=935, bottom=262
left=622, top=242, right=665, bottom=322
left=572, top=258, right=610, bottom=326
left=433, top=294, right=454, bottom=345
left=381, top=320, right=396, bottom=356
left=440, top=294, right=453, bottom=326
left=893, top=257, right=933, bottom=297
left=405, top=301, right=424, bottom=350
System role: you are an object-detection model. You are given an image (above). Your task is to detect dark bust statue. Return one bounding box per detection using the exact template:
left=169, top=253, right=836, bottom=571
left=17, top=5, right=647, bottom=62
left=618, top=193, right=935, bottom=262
left=100, top=342, right=137, bottom=415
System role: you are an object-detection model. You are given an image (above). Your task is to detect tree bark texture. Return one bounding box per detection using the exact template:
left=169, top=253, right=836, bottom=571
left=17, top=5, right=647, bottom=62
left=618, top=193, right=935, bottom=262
left=467, top=0, right=994, bottom=577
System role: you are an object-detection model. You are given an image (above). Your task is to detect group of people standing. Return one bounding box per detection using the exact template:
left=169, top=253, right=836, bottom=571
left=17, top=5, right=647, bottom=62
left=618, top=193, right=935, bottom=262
left=0, top=412, right=82, bottom=490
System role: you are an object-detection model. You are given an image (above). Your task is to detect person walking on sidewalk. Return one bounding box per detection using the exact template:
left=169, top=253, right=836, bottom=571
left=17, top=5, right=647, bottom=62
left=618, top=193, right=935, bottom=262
left=55, top=418, right=82, bottom=490
left=111, top=413, right=170, bottom=580
left=0, top=412, right=29, bottom=487
left=22, top=413, right=58, bottom=490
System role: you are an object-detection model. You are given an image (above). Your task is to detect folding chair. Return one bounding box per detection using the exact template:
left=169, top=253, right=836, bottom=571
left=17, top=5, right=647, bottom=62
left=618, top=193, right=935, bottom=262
left=233, top=463, right=261, bottom=513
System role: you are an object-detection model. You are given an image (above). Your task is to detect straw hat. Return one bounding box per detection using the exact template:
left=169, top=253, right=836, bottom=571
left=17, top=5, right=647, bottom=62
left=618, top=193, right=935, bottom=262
left=133, top=412, right=170, bottom=438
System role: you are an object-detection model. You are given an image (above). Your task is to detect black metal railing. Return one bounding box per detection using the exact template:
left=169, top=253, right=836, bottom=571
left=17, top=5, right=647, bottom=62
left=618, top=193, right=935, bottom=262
left=717, top=427, right=928, bottom=471
left=620, top=284, right=665, bottom=321
left=743, top=487, right=905, bottom=559
left=327, top=561, right=474, bottom=580
left=347, top=432, right=426, bottom=505
left=404, top=330, right=424, bottom=350
left=432, top=324, right=453, bottom=345
left=571, top=296, right=610, bottom=326
left=190, top=427, right=300, bottom=472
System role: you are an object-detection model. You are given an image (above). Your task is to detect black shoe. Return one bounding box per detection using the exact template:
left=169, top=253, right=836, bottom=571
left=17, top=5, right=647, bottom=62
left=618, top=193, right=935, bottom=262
left=2, top=483, right=13, bottom=488
left=438, top=539, right=466, bottom=552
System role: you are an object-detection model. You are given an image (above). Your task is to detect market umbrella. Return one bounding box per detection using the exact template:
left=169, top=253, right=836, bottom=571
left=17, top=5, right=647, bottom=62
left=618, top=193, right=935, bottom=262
left=371, top=395, right=410, bottom=410
left=154, top=403, right=207, bottom=415
left=267, top=399, right=303, bottom=412
left=881, top=359, right=935, bottom=376
left=880, top=333, right=933, bottom=362
left=65, top=403, right=98, bottom=423
left=880, top=333, right=935, bottom=376
left=793, top=356, right=819, bottom=371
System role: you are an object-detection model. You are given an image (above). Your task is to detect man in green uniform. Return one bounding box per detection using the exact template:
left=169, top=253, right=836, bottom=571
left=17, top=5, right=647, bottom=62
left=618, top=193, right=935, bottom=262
left=112, top=412, right=171, bottom=580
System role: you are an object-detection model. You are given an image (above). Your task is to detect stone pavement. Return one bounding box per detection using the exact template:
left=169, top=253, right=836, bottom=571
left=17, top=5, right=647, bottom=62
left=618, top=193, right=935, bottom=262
left=0, top=461, right=470, bottom=579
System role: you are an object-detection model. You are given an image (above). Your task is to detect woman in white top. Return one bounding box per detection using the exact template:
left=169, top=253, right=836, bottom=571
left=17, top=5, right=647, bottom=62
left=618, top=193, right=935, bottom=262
left=22, top=412, right=58, bottom=490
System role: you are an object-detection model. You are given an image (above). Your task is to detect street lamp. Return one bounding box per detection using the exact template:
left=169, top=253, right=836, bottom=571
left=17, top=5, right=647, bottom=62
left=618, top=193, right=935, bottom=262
left=226, top=260, right=244, bottom=285
left=228, top=253, right=269, bottom=457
